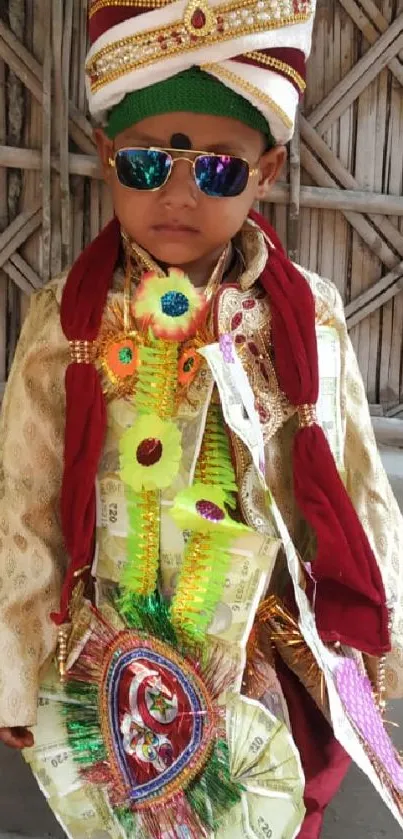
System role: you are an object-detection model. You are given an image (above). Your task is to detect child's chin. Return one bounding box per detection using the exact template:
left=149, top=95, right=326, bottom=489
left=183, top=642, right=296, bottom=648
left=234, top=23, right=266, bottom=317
left=147, top=239, right=203, bottom=269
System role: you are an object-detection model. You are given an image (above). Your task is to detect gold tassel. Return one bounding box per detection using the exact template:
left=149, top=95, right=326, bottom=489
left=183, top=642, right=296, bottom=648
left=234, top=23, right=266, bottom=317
left=256, top=595, right=329, bottom=717
left=57, top=624, right=71, bottom=681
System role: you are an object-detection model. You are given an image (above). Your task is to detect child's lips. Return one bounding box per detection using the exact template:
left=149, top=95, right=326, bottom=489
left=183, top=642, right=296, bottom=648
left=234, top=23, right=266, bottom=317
left=152, top=223, right=200, bottom=235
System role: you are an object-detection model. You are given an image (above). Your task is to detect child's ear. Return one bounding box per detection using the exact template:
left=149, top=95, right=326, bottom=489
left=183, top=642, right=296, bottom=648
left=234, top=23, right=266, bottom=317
left=255, top=145, right=287, bottom=200
left=94, top=127, right=114, bottom=184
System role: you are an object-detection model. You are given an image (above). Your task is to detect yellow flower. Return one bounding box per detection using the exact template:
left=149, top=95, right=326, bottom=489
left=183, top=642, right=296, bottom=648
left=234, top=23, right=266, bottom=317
left=120, top=414, right=182, bottom=491
left=132, top=269, right=208, bottom=341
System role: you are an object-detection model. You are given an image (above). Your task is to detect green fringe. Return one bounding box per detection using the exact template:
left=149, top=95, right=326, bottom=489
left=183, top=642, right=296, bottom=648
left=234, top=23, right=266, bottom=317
left=116, top=590, right=178, bottom=648
left=64, top=681, right=99, bottom=705
left=186, top=738, right=243, bottom=830
left=114, top=806, right=140, bottom=836
left=62, top=697, right=107, bottom=766
left=195, top=404, right=238, bottom=509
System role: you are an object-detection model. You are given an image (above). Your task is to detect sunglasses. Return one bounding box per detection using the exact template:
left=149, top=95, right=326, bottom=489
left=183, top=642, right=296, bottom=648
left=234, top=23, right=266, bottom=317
left=109, top=147, right=259, bottom=199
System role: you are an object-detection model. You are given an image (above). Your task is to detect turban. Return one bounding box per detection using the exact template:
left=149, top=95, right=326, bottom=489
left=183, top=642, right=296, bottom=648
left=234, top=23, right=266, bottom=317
left=86, top=0, right=316, bottom=144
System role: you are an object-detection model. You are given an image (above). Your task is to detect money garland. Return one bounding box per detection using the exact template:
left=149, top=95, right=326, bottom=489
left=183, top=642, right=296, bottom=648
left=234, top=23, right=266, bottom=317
left=62, top=271, right=253, bottom=836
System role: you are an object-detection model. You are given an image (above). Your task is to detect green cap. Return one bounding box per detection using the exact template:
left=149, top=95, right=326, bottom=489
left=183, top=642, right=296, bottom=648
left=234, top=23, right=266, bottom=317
left=106, top=67, right=275, bottom=145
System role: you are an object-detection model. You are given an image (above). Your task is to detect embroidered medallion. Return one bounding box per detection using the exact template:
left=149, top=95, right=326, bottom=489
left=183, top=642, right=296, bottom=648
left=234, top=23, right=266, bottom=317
left=101, top=632, right=215, bottom=806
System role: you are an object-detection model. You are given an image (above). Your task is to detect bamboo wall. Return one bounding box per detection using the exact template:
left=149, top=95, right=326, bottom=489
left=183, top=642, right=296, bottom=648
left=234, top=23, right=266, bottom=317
left=0, top=0, right=402, bottom=416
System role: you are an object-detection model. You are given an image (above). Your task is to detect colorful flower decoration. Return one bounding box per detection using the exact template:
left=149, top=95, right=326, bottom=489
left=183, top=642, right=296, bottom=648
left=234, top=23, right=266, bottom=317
left=95, top=295, right=141, bottom=400
left=170, top=483, right=248, bottom=536
left=105, top=336, right=139, bottom=381
left=120, top=414, right=182, bottom=491
left=132, top=269, right=208, bottom=341
left=178, top=346, right=203, bottom=388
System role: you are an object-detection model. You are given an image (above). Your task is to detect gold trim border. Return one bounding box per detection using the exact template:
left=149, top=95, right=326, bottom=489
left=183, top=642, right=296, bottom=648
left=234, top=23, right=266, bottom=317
left=243, top=50, right=306, bottom=93
left=202, top=62, right=293, bottom=129
left=90, top=0, right=171, bottom=16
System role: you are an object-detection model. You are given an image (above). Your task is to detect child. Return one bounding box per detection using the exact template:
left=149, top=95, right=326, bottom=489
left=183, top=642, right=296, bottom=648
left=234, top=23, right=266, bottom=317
left=1, top=1, right=403, bottom=837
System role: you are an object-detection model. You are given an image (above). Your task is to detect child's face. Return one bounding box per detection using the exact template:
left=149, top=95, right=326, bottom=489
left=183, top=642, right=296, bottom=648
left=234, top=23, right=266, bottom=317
left=96, top=111, right=286, bottom=268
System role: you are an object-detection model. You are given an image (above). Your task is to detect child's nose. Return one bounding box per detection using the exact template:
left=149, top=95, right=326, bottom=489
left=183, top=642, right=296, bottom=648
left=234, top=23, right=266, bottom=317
left=160, top=158, right=199, bottom=208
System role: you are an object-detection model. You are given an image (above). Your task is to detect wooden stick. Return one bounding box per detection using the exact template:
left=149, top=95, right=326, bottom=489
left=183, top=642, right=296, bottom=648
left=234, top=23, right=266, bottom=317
left=287, top=109, right=301, bottom=263
left=300, top=142, right=399, bottom=270
left=2, top=260, right=33, bottom=296
left=337, top=0, right=403, bottom=86
left=42, top=4, right=52, bottom=284
left=346, top=263, right=403, bottom=327
left=3, top=253, right=42, bottom=296
left=0, top=19, right=95, bottom=153
left=0, top=42, right=7, bottom=383
left=0, top=207, right=42, bottom=269
left=59, top=0, right=73, bottom=268
left=301, top=117, right=403, bottom=261
left=10, top=253, right=42, bottom=290
left=311, top=29, right=403, bottom=136
left=0, top=31, right=42, bottom=102
left=266, top=184, right=403, bottom=215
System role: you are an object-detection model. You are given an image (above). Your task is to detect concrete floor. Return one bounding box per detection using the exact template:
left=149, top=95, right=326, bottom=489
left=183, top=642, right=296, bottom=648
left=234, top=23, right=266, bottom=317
left=1, top=448, right=402, bottom=839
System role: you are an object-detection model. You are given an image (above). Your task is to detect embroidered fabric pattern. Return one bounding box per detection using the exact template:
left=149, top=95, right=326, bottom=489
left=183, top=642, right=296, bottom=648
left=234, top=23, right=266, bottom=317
left=216, top=284, right=293, bottom=442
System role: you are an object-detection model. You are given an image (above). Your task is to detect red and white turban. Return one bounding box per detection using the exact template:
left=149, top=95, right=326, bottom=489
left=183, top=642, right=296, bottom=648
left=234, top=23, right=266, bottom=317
left=86, top=0, right=317, bottom=144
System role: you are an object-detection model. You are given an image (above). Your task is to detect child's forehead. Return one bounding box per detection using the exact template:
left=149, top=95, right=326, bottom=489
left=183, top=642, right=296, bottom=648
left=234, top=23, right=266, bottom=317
left=114, top=111, right=261, bottom=156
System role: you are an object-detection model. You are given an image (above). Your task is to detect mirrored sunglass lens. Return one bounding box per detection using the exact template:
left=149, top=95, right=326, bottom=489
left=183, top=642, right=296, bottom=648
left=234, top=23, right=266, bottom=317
left=115, top=149, right=171, bottom=190
left=195, top=155, right=250, bottom=197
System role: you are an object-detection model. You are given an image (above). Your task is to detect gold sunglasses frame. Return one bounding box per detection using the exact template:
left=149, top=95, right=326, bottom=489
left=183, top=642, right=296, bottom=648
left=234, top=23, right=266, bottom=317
left=108, top=146, right=259, bottom=196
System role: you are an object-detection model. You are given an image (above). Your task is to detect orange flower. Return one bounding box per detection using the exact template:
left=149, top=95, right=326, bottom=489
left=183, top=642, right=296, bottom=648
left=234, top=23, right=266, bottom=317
left=178, top=347, right=202, bottom=387
left=105, top=337, right=138, bottom=381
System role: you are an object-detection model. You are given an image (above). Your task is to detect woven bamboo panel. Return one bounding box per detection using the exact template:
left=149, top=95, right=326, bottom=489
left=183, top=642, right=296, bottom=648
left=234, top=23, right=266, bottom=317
left=0, top=0, right=402, bottom=417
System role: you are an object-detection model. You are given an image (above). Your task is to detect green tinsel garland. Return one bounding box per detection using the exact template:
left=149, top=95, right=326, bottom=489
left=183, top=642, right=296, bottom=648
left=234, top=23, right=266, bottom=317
left=186, top=739, right=243, bottom=830
left=195, top=403, right=238, bottom=508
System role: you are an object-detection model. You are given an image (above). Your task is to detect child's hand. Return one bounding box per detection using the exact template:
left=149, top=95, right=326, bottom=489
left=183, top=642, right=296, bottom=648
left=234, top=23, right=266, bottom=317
left=0, top=726, right=34, bottom=750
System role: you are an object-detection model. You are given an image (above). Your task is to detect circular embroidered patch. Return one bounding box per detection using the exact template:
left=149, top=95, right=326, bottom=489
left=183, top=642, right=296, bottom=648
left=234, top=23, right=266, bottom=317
left=101, top=633, right=215, bottom=806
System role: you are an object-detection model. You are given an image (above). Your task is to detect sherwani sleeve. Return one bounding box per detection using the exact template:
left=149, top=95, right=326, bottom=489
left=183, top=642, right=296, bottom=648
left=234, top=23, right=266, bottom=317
left=0, top=282, right=69, bottom=727
left=319, top=280, right=403, bottom=698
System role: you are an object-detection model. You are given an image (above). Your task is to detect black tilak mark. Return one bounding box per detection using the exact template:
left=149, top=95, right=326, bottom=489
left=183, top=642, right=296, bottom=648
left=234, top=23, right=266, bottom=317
left=170, top=133, right=192, bottom=150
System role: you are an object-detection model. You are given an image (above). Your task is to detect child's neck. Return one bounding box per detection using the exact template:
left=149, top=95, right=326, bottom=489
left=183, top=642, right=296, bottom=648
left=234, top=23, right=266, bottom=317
left=161, top=244, right=234, bottom=288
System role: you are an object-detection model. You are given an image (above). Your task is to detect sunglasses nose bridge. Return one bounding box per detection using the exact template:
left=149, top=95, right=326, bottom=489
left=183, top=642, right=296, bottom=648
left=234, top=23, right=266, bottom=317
left=170, top=154, right=194, bottom=171
left=163, top=156, right=198, bottom=196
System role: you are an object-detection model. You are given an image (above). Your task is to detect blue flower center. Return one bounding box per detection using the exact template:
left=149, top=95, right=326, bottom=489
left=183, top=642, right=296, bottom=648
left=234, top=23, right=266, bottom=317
left=160, top=291, right=189, bottom=318
left=119, top=346, right=133, bottom=365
